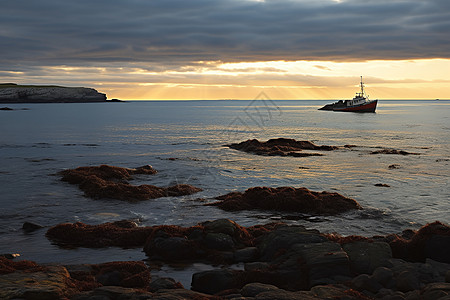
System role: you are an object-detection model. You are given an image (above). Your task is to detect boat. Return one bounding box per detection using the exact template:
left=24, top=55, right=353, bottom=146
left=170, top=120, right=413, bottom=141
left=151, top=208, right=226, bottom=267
left=319, top=76, right=378, bottom=113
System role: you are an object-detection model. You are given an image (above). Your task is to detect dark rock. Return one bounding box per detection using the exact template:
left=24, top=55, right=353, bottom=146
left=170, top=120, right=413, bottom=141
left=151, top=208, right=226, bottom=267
left=204, top=232, right=235, bottom=250
left=191, top=269, right=239, bottom=295
left=226, top=138, right=337, bottom=157
left=256, top=225, right=327, bottom=261
left=240, top=282, right=279, bottom=297
left=372, top=267, right=394, bottom=286
left=342, top=241, right=392, bottom=274
left=46, top=221, right=154, bottom=248
left=370, top=149, right=420, bottom=155
left=59, top=164, right=202, bottom=201
left=234, top=247, right=258, bottom=263
left=375, top=183, right=391, bottom=187
left=209, top=186, right=362, bottom=215
left=22, top=221, right=44, bottom=232
left=389, top=164, right=401, bottom=169
left=255, top=289, right=320, bottom=300
left=0, top=253, right=20, bottom=260
left=421, top=283, right=450, bottom=300
left=148, top=277, right=183, bottom=292
left=244, top=262, right=270, bottom=272
left=0, top=107, right=13, bottom=110
left=96, top=270, right=123, bottom=286
left=389, top=221, right=450, bottom=263
left=281, top=242, right=351, bottom=287
left=352, top=274, right=384, bottom=293
left=446, top=270, right=450, bottom=283
left=145, top=236, right=198, bottom=261
left=396, top=271, right=422, bottom=292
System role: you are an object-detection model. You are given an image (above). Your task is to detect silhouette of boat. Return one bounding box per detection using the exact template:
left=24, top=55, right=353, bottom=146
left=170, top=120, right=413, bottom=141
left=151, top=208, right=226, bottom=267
left=319, top=76, right=377, bottom=113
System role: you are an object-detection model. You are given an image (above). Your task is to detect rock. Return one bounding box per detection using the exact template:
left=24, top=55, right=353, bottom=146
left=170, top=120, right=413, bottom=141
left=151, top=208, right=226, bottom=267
left=274, top=241, right=351, bottom=288
left=46, top=220, right=155, bottom=248
left=421, top=283, right=450, bottom=300
left=0, top=107, right=13, bottom=110
left=370, top=149, right=420, bottom=155
left=191, top=269, right=239, bottom=294
left=204, top=232, right=235, bottom=250
left=256, top=225, right=327, bottom=261
left=0, top=84, right=107, bottom=103
left=396, top=271, right=422, bottom=292
left=59, top=164, right=202, bottom=201
left=342, top=241, right=392, bottom=274
left=149, top=277, right=183, bottom=292
left=209, top=186, right=362, bottom=215
left=352, top=274, right=383, bottom=294
left=372, top=267, right=394, bottom=286
left=144, top=230, right=199, bottom=261
left=0, top=253, right=20, bottom=260
left=0, top=263, right=74, bottom=300
left=255, top=289, right=320, bottom=300
left=390, top=221, right=450, bottom=263
left=311, top=284, right=372, bottom=299
left=446, top=270, right=450, bottom=283
left=234, top=247, right=258, bottom=263
left=225, top=138, right=337, bottom=157
left=240, top=282, right=279, bottom=297
left=389, top=164, right=401, bottom=169
left=86, top=286, right=144, bottom=299
left=244, top=262, right=270, bottom=271
left=375, top=183, right=391, bottom=187
left=22, top=221, right=44, bottom=232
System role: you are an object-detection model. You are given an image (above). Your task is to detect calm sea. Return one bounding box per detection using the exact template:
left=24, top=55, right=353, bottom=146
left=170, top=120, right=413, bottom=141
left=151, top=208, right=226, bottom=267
left=0, top=100, right=449, bottom=266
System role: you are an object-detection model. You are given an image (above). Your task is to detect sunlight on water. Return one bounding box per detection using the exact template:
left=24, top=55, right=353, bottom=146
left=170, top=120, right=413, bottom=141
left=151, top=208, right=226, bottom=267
left=0, top=100, right=449, bottom=264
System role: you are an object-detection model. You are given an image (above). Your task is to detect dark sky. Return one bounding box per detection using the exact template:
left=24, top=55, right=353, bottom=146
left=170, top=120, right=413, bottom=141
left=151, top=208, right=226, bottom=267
left=1, top=0, right=449, bottom=73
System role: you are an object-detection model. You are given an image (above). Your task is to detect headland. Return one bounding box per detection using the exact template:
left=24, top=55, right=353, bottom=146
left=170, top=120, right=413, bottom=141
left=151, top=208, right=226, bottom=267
left=0, top=83, right=107, bottom=103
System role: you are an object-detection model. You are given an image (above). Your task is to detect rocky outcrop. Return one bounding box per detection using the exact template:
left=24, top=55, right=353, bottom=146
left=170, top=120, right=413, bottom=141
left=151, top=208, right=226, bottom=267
left=209, top=186, right=362, bottom=215
left=0, top=83, right=107, bottom=103
left=226, top=138, right=337, bottom=157
left=59, top=164, right=202, bottom=201
left=18, top=220, right=450, bottom=299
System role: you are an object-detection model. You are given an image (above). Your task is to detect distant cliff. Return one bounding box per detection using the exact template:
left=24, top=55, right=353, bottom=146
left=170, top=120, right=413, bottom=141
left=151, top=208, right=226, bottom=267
left=0, top=83, right=107, bottom=103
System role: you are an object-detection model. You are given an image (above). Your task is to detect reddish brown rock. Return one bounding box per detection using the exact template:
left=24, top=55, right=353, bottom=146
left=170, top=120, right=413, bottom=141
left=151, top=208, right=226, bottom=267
left=46, top=220, right=155, bottom=248
left=209, top=186, right=362, bottom=215
left=226, top=138, right=337, bottom=157
left=59, top=164, right=201, bottom=201
left=389, top=221, right=450, bottom=263
left=0, top=257, right=47, bottom=274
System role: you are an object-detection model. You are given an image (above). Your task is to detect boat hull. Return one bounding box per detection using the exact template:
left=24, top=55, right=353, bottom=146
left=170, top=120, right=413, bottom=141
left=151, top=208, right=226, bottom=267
left=333, top=100, right=377, bottom=113
left=319, top=100, right=377, bottom=113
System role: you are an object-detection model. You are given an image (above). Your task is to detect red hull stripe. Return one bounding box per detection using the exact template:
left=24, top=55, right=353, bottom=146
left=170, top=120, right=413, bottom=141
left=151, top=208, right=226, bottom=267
left=334, top=100, right=377, bottom=112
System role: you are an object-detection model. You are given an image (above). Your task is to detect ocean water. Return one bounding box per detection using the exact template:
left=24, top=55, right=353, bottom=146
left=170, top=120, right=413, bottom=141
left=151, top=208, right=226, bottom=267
left=0, top=100, right=449, bottom=267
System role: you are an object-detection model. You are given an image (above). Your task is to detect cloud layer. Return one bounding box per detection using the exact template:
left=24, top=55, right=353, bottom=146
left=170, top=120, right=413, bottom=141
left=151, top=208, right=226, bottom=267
left=1, top=0, right=449, bottom=72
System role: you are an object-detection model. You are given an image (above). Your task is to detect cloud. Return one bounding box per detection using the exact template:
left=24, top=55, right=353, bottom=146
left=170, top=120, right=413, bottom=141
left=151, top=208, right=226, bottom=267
left=0, top=0, right=449, bottom=74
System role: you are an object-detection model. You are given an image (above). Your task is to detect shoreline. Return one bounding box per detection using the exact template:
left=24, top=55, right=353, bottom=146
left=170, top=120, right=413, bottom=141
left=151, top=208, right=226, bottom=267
left=2, top=219, right=449, bottom=299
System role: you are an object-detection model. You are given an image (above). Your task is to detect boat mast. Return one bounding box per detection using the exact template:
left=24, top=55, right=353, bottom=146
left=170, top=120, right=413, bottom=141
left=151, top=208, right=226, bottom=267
left=360, top=76, right=364, bottom=96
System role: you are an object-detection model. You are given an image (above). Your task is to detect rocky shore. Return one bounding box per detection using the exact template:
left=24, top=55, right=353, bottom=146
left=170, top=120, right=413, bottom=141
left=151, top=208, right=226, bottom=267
left=59, top=165, right=202, bottom=201
left=2, top=220, right=449, bottom=299
left=0, top=83, right=107, bottom=103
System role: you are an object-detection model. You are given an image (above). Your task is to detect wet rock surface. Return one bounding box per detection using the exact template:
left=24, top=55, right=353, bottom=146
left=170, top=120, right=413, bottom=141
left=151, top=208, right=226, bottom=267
left=209, top=186, right=362, bottom=215
left=226, top=138, right=338, bottom=157
left=6, top=220, right=450, bottom=299
left=59, top=164, right=202, bottom=201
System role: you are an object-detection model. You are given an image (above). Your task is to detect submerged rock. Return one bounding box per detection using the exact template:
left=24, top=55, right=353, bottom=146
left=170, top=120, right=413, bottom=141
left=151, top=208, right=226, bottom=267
left=371, top=149, right=420, bottom=155
left=226, top=138, right=337, bottom=157
left=209, top=186, right=362, bottom=215
left=59, top=164, right=202, bottom=201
